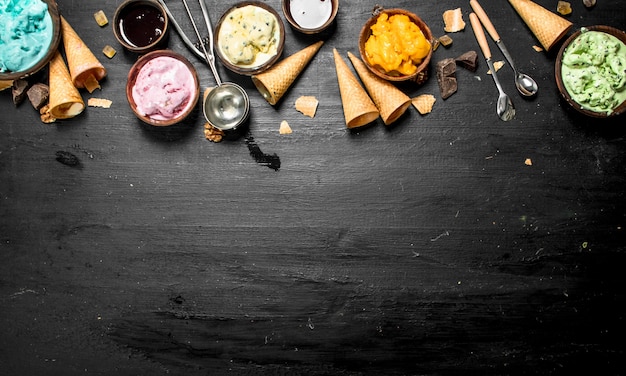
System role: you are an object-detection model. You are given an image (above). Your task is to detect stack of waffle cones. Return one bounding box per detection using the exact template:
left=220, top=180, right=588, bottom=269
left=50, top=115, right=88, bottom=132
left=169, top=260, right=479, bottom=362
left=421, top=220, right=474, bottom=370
left=347, top=52, right=411, bottom=126
left=508, top=0, right=572, bottom=51
left=46, top=17, right=107, bottom=121
left=252, top=41, right=324, bottom=105
left=332, top=49, right=379, bottom=128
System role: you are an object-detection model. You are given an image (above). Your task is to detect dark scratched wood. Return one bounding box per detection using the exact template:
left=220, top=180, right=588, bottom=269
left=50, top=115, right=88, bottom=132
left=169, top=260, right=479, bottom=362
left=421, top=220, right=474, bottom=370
left=1, top=0, right=626, bottom=375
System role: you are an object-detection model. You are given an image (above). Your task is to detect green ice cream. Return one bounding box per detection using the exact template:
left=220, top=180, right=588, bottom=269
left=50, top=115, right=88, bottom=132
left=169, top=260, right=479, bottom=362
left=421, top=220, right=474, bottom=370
left=0, top=0, right=53, bottom=74
left=561, top=29, right=626, bottom=115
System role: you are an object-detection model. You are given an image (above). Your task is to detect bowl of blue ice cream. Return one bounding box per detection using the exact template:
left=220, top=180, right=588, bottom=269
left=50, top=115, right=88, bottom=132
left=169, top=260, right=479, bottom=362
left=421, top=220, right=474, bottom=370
left=0, top=0, right=61, bottom=80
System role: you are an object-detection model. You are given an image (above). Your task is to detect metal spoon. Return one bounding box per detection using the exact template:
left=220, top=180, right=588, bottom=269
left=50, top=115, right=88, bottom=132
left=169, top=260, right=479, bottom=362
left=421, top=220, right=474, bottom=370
left=470, top=0, right=538, bottom=97
left=470, top=13, right=515, bottom=121
left=159, top=0, right=250, bottom=131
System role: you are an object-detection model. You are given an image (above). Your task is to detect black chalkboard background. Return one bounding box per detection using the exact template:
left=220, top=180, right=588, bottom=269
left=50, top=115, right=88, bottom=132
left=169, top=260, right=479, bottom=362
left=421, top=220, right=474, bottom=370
left=1, top=0, right=625, bottom=374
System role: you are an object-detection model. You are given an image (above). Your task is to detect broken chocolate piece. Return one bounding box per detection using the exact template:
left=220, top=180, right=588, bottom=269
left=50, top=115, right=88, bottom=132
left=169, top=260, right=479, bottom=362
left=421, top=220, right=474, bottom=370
left=436, top=58, right=458, bottom=100
left=12, top=79, right=30, bottom=106
left=27, top=83, right=49, bottom=110
left=455, top=50, right=479, bottom=72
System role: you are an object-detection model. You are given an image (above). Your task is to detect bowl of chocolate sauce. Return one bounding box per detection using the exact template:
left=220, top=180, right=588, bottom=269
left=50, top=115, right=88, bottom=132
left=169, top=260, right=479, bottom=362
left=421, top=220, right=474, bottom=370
left=113, top=0, right=169, bottom=53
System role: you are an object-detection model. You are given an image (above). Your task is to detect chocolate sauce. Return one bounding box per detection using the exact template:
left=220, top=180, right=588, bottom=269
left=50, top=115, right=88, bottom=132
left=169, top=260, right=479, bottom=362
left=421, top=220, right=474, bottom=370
left=118, top=3, right=165, bottom=48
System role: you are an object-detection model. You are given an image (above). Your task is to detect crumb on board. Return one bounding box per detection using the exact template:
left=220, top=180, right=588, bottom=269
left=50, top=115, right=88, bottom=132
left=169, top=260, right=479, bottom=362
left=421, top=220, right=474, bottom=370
left=279, top=120, right=292, bottom=134
left=525, top=158, right=533, bottom=166
left=87, top=98, right=112, bottom=108
left=295, top=96, right=318, bottom=118
left=487, top=61, right=505, bottom=74
left=532, top=45, right=544, bottom=52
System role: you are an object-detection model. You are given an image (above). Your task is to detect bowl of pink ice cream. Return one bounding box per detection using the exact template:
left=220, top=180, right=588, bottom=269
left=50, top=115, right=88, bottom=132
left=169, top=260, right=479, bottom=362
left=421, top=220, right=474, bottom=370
left=126, top=50, right=199, bottom=126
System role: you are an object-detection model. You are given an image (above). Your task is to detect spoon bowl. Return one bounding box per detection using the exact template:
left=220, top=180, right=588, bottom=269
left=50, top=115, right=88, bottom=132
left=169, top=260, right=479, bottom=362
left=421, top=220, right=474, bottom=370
left=203, top=83, right=250, bottom=131
left=515, top=71, right=538, bottom=97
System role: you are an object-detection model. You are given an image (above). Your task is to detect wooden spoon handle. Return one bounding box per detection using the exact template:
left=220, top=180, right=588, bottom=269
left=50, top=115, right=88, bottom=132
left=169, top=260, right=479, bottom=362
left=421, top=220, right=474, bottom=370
left=470, top=0, right=501, bottom=41
left=469, top=13, right=492, bottom=60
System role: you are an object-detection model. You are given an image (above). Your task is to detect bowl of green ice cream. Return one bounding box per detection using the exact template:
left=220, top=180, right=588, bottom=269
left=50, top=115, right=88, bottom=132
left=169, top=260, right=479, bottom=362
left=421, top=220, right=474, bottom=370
left=555, top=25, right=626, bottom=118
left=0, top=0, right=61, bottom=81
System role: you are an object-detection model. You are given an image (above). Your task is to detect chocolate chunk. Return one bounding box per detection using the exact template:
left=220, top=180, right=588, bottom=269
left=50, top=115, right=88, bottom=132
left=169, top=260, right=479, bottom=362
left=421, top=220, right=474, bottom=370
left=436, top=58, right=457, bottom=100
left=55, top=151, right=80, bottom=167
left=12, top=79, right=30, bottom=106
left=27, top=83, right=49, bottom=110
left=455, top=50, right=479, bottom=72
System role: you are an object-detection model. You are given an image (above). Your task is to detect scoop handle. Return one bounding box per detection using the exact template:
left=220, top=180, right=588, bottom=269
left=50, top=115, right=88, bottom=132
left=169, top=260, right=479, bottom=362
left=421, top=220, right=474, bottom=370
left=470, top=0, right=501, bottom=41
left=469, top=13, right=492, bottom=60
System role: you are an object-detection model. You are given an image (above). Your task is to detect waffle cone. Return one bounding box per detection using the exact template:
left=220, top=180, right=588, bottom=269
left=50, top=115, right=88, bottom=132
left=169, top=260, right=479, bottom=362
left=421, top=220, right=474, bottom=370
left=333, top=49, right=379, bottom=128
left=508, top=0, right=572, bottom=51
left=347, top=52, right=411, bottom=125
left=252, top=41, right=323, bottom=105
left=48, top=50, right=85, bottom=119
left=61, top=16, right=107, bottom=89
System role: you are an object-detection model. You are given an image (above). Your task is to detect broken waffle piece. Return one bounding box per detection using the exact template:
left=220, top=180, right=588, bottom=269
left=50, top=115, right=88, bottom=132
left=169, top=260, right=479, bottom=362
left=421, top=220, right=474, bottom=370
left=435, top=58, right=457, bottom=100
left=295, top=96, right=318, bottom=118
left=204, top=122, right=225, bottom=142
left=87, top=98, right=112, bottom=108
left=279, top=120, right=292, bottom=134
left=487, top=61, right=505, bottom=74
left=443, top=8, right=465, bottom=33
left=455, top=50, right=478, bottom=72
left=412, top=94, right=436, bottom=115
left=94, top=10, right=108, bottom=26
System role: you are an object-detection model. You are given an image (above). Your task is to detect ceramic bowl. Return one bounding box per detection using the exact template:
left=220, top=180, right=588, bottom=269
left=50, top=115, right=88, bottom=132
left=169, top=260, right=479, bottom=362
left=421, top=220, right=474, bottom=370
left=113, top=0, right=169, bottom=53
left=555, top=25, right=626, bottom=118
left=0, top=0, right=61, bottom=81
left=358, top=8, right=433, bottom=84
left=214, top=1, right=285, bottom=76
left=281, top=0, right=338, bottom=34
left=126, top=50, right=199, bottom=126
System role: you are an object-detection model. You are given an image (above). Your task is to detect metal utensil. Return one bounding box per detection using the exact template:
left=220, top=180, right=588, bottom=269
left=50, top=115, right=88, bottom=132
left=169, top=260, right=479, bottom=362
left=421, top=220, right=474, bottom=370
left=470, top=0, right=538, bottom=97
left=157, top=0, right=250, bottom=130
left=469, top=12, right=515, bottom=121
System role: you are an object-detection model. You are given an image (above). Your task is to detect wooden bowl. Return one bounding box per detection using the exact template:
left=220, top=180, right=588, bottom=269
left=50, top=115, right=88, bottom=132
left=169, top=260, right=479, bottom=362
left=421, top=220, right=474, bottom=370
left=113, top=0, right=169, bottom=53
left=555, top=25, right=626, bottom=118
left=0, top=0, right=61, bottom=81
left=126, top=50, right=199, bottom=126
left=358, top=8, right=433, bottom=84
left=281, top=0, right=339, bottom=34
left=214, top=2, right=285, bottom=76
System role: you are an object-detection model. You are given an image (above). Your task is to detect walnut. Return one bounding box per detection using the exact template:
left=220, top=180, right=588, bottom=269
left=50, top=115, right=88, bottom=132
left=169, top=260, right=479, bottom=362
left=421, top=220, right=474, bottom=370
left=204, top=122, right=224, bottom=142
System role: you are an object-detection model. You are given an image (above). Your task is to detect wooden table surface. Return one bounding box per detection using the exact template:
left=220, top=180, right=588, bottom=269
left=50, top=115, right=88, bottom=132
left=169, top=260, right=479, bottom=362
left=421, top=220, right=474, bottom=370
left=1, top=0, right=625, bottom=374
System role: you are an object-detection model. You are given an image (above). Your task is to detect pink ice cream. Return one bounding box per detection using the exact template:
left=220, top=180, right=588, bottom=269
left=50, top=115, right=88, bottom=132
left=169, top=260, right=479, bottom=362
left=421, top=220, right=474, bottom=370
left=131, top=56, right=196, bottom=120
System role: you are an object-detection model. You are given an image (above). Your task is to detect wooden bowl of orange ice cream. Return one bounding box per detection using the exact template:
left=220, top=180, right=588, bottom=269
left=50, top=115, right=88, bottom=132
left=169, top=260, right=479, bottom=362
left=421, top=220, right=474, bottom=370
left=358, top=8, right=433, bottom=84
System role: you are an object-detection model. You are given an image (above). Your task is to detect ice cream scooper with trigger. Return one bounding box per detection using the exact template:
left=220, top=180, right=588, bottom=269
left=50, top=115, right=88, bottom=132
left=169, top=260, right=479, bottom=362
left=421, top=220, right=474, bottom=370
left=470, top=0, right=538, bottom=97
left=157, top=0, right=250, bottom=131
left=470, top=12, right=516, bottom=121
